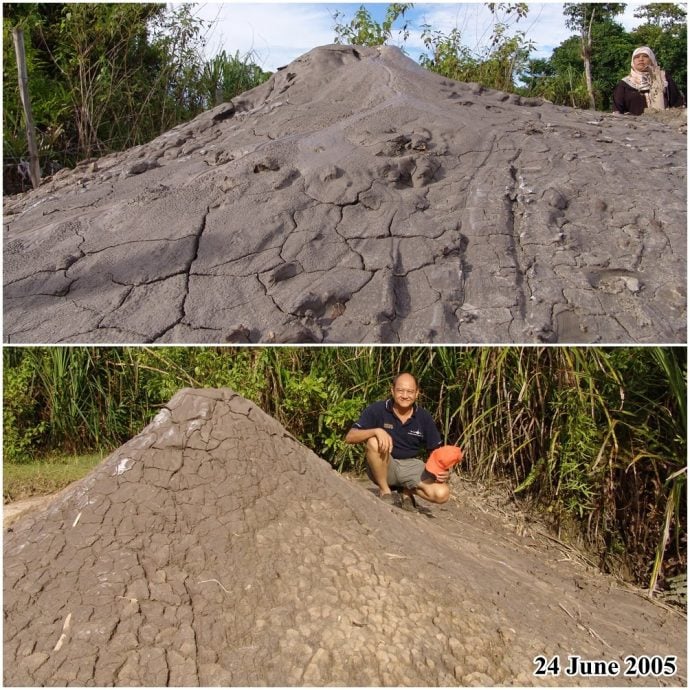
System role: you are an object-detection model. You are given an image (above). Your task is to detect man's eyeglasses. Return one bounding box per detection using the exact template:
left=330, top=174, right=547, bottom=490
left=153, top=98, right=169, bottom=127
left=394, top=388, right=417, bottom=395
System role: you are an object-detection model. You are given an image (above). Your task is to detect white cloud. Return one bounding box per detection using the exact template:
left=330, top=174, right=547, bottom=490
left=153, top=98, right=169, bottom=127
left=189, top=2, right=337, bottom=71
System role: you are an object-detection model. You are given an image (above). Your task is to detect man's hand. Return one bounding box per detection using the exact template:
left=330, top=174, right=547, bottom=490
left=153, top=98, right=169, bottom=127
left=434, top=468, right=450, bottom=483
left=372, top=428, right=393, bottom=455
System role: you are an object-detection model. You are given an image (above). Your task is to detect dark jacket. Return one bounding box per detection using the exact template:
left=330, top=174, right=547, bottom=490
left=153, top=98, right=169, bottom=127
left=613, top=73, right=685, bottom=115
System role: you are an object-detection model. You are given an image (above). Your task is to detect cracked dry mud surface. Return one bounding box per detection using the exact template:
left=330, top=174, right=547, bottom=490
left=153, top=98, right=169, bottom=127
left=4, top=388, right=686, bottom=687
left=3, top=45, right=686, bottom=344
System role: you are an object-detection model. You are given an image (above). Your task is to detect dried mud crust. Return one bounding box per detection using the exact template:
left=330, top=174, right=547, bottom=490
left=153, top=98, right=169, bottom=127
left=3, top=45, right=686, bottom=344
left=3, top=389, right=686, bottom=686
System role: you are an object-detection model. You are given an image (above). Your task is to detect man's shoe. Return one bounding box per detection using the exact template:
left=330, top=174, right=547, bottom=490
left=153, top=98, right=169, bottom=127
left=399, top=492, right=417, bottom=512
left=379, top=492, right=401, bottom=507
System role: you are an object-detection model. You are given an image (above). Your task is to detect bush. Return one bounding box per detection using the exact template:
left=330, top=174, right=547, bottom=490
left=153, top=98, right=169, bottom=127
left=3, top=352, right=47, bottom=462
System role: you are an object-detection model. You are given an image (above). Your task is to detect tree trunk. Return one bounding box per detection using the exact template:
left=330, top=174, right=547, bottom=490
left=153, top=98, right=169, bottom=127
left=582, top=9, right=597, bottom=110
left=583, top=51, right=596, bottom=109
left=12, top=28, right=42, bottom=188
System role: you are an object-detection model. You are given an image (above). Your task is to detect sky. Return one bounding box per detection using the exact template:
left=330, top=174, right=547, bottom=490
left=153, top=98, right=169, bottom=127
left=183, top=1, right=662, bottom=72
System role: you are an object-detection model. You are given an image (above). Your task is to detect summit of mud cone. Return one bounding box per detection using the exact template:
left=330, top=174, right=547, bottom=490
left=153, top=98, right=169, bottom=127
left=4, top=46, right=686, bottom=345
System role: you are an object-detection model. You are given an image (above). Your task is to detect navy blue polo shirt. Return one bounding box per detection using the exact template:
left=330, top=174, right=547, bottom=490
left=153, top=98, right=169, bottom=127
left=352, top=399, right=442, bottom=459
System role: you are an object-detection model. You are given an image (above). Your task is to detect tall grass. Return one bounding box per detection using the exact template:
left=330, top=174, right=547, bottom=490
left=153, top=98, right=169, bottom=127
left=3, top=345, right=686, bottom=594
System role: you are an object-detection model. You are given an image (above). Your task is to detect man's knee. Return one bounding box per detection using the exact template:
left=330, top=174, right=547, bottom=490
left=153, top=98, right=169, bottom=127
left=365, top=436, right=380, bottom=452
left=420, top=482, right=450, bottom=504
left=366, top=437, right=390, bottom=462
left=436, top=483, right=450, bottom=504
left=365, top=437, right=390, bottom=471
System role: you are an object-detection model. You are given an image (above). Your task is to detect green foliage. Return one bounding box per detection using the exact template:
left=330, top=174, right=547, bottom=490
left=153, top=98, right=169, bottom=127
left=201, top=50, right=271, bottom=107
left=2, top=351, right=46, bottom=463
left=333, top=3, right=413, bottom=47
left=417, top=3, right=535, bottom=92
left=589, top=21, right=637, bottom=110
left=563, top=3, right=627, bottom=34
left=3, top=3, right=270, bottom=194
left=3, top=8, right=73, bottom=189
left=633, top=2, right=687, bottom=29
left=419, top=27, right=474, bottom=80
left=528, top=38, right=585, bottom=105
left=321, top=396, right=368, bottom=471
left=551, top=388, right=603, bottom=518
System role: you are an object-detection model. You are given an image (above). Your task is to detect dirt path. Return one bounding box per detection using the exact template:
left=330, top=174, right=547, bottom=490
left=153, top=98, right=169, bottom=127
left=4, top=389, right=686, bottom=685
left=4, top=494, right=57, bottom=528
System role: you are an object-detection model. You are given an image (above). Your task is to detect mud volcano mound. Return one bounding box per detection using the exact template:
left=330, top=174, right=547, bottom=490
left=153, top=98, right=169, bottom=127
left=5, top=387, right=515, bottom=686
left=4, top=388, right=686, bottom=687
left=3, top=45, right=686, bottom=344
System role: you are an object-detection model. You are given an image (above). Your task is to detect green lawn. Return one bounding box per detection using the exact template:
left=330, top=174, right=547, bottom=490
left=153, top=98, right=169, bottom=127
left=3, top=452, right=106, bottom=503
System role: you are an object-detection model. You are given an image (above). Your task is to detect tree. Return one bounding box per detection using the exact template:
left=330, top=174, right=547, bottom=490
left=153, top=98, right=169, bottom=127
left=3, top=3, right=270, bottom=194
left=589, top=20, right=636, bottom=110
left=563, top=3, right=626, bottom=108
left=419, top=26, right=478, bottom=82
left=332, top=3, right=413, bottom=47
left=419, top=3, right=534, bottom=91
left=527, top=36, right=593, bottom=107
left=52, top=3, right=168, bottom=157
left=519, top=57, right=555, bottom=93
left=633, top=2, right=687, bottom=30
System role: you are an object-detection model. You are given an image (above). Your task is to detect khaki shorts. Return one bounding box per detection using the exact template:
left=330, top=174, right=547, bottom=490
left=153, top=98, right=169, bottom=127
left=367, top=456, right=436, bottom=490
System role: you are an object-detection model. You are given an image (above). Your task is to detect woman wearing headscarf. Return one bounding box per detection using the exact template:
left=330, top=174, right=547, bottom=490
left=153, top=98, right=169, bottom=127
left=613, top=46, right=685, bottom=115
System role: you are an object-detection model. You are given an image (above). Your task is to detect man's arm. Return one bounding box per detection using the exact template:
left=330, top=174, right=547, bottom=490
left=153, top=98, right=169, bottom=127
left=344, top=426, right=393, bottom=454
left=344, top=427, right=375, bottom=444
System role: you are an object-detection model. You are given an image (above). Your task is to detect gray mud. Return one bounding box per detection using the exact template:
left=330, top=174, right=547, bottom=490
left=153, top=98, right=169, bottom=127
left=3, top=45, right=686, bottom=344
left=3, top=388, right=686, bottom=686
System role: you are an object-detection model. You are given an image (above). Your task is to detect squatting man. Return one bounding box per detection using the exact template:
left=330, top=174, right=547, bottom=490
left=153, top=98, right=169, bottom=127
left=345, top=373, right=460, bottom=511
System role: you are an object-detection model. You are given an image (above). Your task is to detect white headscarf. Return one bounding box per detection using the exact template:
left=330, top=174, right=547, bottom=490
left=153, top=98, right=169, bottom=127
left=623, top=46, right=668, bottom=111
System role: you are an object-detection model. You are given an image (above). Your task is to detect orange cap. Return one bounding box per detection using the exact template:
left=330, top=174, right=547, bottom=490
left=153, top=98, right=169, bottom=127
left=425, top=445, right=463, bottom=476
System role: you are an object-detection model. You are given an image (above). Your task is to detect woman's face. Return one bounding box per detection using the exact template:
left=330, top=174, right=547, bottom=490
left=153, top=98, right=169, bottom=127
left=633, top=53, right=652, bottom=71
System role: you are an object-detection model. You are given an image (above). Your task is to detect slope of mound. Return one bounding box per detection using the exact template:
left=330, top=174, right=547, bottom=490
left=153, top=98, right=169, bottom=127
left=4, top=388, right=686, bottom=686
left=3, top=45, right=686, bottom=344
